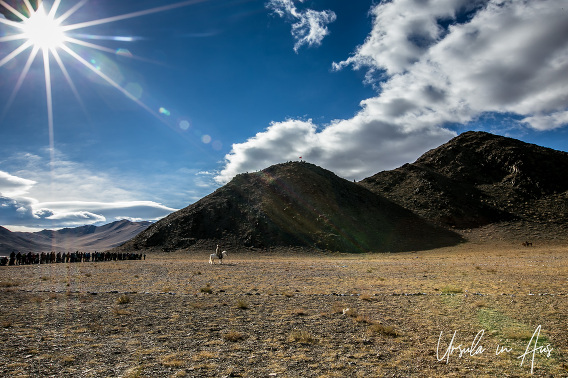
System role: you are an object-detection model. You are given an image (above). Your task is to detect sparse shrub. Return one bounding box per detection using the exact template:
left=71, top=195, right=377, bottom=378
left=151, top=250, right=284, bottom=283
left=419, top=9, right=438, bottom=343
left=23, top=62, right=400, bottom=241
left=0, top=280, right=19, bottom=288
left=160, top=353, right=185, bottom=367
left=355, top=315, right=372, bottom=324
left=123, top=366, right=143, bottom=378
left=331, top=303, right=351, bottom=315
left=475, top=300, right=488, bottom=308
left=224, top=330, right=247, bottom=342
left=112, top=307, right=130, bottom=316
left=2, top=320, right=13, bottom=328
left=440, top=285, right=463, bottom=294
left=368, top=323, right=399, bottom=337
left=117, top=294, right=131, bottom=304
left=292, top=308, right=308, bottom=316
left=343, top=308, right=358, bottom=318
left=236, top=299, right=249, bottom=309
left=288, top=329, right=318, bottom=344
left=200, top=284, right=213, bottom=294
left=61, top=355, right=75, bottom=365
left=502, top=327, right=534, bottom=341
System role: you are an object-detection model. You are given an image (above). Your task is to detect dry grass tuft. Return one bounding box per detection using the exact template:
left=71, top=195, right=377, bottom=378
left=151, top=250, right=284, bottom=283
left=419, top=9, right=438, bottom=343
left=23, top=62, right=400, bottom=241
left=117, top=294, right=131, bottom=304
left=200, top=284, right=213, bottom=294
left=343, top=308, right=358, bottom=318
left=1, top=320, right=13, bottom=328
left=368, top=323, right=400, bottom=337
left=235, top=299, right=249, bottom=309
left=355, top=315, right=373, bottom=324
left=224, top=330, right=247, bottom=342
left=160, top=352, right=186, bottom=367
left=61, top=355, right=76, bottom=365
left=0, top=280, right=20, bottom=288
left=112, top=307, right=131, bottom=316
left=440, top=285, right=463, bottom=294
left=292, top=308, right=308, bottom=316
left=288, top=329, right=318, bottom=344
left=502, top=326, right=535, bottom=341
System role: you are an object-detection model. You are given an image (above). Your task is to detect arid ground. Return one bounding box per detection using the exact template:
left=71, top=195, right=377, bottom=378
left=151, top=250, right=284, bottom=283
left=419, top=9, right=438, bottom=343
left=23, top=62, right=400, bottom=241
left=1, top=240, right=567, bottom=377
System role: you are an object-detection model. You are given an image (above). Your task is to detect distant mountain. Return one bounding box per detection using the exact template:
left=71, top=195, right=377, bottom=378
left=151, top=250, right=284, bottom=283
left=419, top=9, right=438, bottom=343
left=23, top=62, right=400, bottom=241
left=121, top=162, right=463, bottom=253
left=0, top=226, right=43, bottom=256
left=0, top=220, right=152, bottom=255
left=360, top=131, right=568, bottom=228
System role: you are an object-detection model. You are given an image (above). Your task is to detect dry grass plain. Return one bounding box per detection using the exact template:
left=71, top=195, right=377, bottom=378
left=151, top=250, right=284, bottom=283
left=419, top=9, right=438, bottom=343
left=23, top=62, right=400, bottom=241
left=0, top=241, right=567, bottom=377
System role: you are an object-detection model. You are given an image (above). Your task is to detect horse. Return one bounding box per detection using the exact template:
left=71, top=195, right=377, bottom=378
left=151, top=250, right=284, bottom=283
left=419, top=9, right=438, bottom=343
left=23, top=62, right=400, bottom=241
left=209, top=245, right=228, bottom=264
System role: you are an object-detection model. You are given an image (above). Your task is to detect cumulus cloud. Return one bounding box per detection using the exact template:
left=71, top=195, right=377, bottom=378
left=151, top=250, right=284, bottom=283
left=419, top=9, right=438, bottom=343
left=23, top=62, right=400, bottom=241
left=217, top=0, right=568, bottom=183
left=266, top=0, right=337, bottom=52
left=335, top=0, right=568, bottom=128
left=0, top=153, right=177, bottom=230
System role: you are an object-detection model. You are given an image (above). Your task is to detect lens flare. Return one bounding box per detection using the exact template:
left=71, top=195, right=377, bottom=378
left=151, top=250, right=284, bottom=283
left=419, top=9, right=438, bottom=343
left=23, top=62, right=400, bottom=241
left=21, top=4, right=65, bottom=50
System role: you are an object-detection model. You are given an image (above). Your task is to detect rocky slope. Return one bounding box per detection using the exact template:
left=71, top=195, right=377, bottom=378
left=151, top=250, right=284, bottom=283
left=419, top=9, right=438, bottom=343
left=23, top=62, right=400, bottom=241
left=122, top=162, right=462, bottom=253
left=360, top=131, right=568, bottom=229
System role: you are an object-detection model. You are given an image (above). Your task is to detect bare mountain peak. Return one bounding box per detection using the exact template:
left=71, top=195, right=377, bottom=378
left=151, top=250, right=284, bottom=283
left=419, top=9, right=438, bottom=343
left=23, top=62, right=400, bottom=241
left=123, top=161, right=462, bottom=253
left=362, top=131, right=568, bottom=228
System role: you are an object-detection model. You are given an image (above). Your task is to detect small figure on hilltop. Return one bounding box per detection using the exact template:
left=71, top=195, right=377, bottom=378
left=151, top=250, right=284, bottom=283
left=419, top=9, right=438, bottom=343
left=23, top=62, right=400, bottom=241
left=209, top=244, right=227, bottom=264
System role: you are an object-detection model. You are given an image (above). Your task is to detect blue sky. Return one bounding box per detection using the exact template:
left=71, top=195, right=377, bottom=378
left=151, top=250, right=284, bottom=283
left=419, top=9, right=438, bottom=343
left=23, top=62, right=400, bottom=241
left=1, top=0, right=567, bottom=231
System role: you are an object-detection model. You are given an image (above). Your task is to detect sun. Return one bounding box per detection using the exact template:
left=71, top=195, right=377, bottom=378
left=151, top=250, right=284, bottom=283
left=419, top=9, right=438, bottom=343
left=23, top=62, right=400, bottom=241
left=0, top=0, right=199, bottom=163
left=21, top=4, right=66, bottom=50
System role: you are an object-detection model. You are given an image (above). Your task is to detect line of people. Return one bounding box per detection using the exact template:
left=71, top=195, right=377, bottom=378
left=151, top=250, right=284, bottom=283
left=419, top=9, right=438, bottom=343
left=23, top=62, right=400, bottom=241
left=0, top=251, right=145, bottom=266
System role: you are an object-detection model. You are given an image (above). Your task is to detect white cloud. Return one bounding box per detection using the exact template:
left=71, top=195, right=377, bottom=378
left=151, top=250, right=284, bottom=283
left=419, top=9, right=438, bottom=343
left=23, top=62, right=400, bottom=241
left=522, top=111, right=568, bottom=131
left=332, top=0, right=485, bottom=75
left=0, top=171, right=36, bottom=197
left=266, top=0, right=337, bottom=52
left=216, top=116, right=453, bottom=183
left=218, top=0, right=568, bottom=183
left=335, top=0, right=568, bottom=128
left=0, top=152, right=177, bottom=230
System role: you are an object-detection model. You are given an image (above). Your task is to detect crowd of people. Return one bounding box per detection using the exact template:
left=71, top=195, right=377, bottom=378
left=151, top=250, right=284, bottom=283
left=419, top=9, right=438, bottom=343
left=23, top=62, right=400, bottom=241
left=0, top=251, right=145, bottom=266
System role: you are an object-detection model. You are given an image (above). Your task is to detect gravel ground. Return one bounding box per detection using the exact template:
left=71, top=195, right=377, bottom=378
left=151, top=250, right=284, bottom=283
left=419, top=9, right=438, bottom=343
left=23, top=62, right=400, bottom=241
left=1, top=243, right=567, bottom=377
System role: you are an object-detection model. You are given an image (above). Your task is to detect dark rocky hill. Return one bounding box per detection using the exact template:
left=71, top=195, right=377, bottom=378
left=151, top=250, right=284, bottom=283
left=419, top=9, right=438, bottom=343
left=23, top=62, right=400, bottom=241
left=0, top=220, right=152, bottom=255
left=122, top=162, right=463, bottom=253
left=360, top=131, right=568, bottom=229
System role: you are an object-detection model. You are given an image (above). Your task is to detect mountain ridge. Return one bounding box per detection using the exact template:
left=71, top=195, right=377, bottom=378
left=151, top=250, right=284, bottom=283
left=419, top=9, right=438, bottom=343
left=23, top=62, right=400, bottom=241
left=360, top=131, right=568, bottom=229
left=0, top=220, right=152, bottom=255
